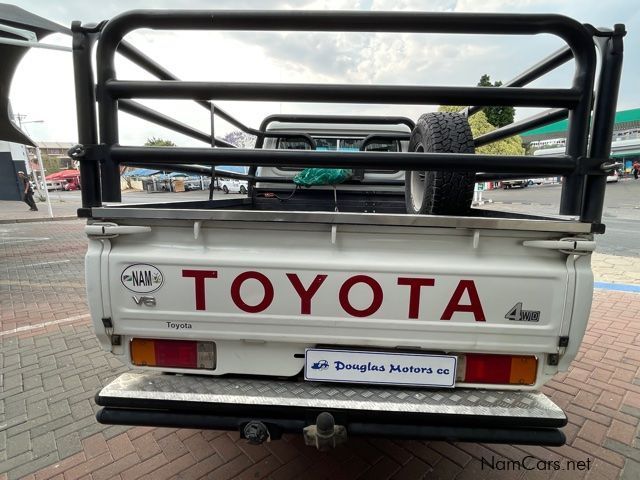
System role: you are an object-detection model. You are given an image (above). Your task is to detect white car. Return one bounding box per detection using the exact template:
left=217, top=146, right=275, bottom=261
left=218, top=178, right=248, bottom=194
left=606, top=170, right=619, bottom=183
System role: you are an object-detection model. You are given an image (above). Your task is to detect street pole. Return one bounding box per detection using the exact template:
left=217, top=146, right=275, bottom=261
left=15, top=114, right=54, bottom=217
left=35, top=146, right=54, bottom=218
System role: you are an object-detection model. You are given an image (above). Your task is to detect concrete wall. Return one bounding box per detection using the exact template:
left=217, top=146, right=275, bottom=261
left=0, top=141, right=27, bottom=201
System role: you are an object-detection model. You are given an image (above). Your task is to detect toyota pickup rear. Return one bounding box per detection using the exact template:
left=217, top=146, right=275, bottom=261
left=88, top=208, right=595, bottom=446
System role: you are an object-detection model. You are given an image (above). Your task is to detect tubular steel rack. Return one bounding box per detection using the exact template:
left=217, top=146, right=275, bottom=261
left=70, top=10, right=625, bottom=224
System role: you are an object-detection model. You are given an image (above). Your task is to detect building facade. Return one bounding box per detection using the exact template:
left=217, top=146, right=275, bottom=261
left=522, top=108, right=640, bottom=174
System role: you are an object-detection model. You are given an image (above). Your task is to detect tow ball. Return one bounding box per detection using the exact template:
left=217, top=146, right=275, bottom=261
left=303, top=412, right=347, bottom=450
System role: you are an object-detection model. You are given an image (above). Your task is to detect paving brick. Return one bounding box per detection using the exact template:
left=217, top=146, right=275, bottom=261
left=621, top=459, right=640, bottom=480
left=564, top=378, right=607, bottom=398
left=346, top=439, right=385, bottom=466
left=63, top=452, right=113, bottom=480
left=0, top=451, right=33, bottom=475
left=174, top=453, right=224, bottom=479
left=566, top=405, right=612, bottom=427
left=126, top=426, right=155, bottom=441
left=579, top=420, right=609, bottom=445
left=6, top=430, right=31, bottom=458
left=51, top=414, right=95, bottom=440
left=26, top=399, right=48, bottom=420
left=603, top=439, right=640, bottom=463
left=429, top=442, right=471, bottom=468
left=607, top=420, right=637, bottom=445
left=587, top=458, right=623, bottom=480
left=4, top=399, right=26, bottom=419
left=235, top=455, right=282, bottom=480
left=6, top=451, right=59, bottom=480
left=237, top=440, right=271, bottom=464
left=55, top=432, right=83, bottom=460
left=560, top=422, right=581, bottom=445
left=42, top=374, right=62, bottom=390
left=593, top=404, right=639, bottom=427
left=103, top=424, right=131, bottom=440
left=91, top=452, right=140, bottom=480
left=22, top=373, right=43, bottom=391
left=573, top=438, right=625, bottom=467
left=340, top=454, right=372, bottom=480
left=369, top=438, right=412, bottom=466
left=141, top=453, right=196, bottom=480
left=359, top=455, right=401, bottom=480
left=269, top=456, right=313, bottom=480
left=75, top=420, right=105, bottom=440
left=211, top=434, right=243, bottom=462
left=390, top=456, right=431, bottom=479
left=156, top=433, right=190, bottom=462
left=120, top=453, right=169, bottom=480
left=182, top=432, right=216, bottom=462
left=131, top=431, right=162, bottom=461
left=622, top=391, right=640, bottom=410
left=597, top=391, right=624, bottom=410
left=151, top=427, right=177, bottom=441
left=427, top=457, right=462, bottom=480
left=199, top=452, right=253, bottom=480
left=265, top=438, right=302, bottom=464
left=82, top=433, right=108, bottom=459
left=107, top=432, right=136, bottom=460
left=31, top=431, right=56, bottom=458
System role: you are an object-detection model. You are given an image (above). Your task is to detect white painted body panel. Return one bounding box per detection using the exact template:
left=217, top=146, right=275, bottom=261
left=85, top=216, right=594, bottom=390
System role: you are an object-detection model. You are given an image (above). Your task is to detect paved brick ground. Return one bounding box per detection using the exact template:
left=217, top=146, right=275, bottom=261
left=1, top=220, right=640, bottom=479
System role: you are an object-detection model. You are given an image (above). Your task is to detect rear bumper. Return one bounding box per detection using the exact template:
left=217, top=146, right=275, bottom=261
left=95, top=371, right=567, bottom=446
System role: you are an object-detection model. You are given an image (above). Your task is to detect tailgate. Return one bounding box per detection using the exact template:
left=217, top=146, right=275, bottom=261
left=86, top=216, right=593, bottom=388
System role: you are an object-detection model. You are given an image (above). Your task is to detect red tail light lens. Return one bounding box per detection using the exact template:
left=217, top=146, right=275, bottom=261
left=155, top=340, right=198, bottom=368
left=131, top=338, right=215, bottom=369
left=463, top=353, right=537, bottom=385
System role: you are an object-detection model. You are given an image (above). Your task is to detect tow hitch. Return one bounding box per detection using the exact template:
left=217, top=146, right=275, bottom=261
left=243, top=421, right=271, bottom=445
left=303, top=412, right=347, bottom=450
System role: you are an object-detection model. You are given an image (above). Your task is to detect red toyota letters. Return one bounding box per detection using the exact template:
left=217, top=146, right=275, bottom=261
left=181, top=270, right=485, bottom=321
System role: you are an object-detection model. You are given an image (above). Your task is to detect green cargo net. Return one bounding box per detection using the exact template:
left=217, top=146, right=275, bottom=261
left=293, top=168, right=353, bottom=187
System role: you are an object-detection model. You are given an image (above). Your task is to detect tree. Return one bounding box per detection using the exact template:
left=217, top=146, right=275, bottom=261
left=437, top=106, right=525, bottom=156
left=41, top=153, right=60, bottom=174
left=477, top=74, right=515, bottom=128
left=222, top=130, right=256, bottom=149
left=144, top=137, right=176, bottom=147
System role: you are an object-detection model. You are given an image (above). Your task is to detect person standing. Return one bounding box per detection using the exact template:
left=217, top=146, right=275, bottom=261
left=17, top=171, right=38, bottom=211
left=633, top=160, right=640, bottom=180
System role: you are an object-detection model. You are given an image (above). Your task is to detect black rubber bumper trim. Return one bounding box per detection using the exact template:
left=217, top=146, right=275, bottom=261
left=94, top=392, right=567, bottom=430
left=96, top=407, right=566, bottom=446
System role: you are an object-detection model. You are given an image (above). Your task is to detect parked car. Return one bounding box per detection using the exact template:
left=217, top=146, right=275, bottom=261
left=64, top=179, right=81, bottom=191
left=218, top=178, right=248, bottom=194
left=183, top=181, right=202, bottom=191
left=606, top=170, right=619, bottom=183
left=502, top=179, right=529, bottom=189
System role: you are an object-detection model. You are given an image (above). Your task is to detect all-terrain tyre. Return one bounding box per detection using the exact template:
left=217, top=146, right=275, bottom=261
left=405, top=112, right=475, bottom=215
left=222, top=185, right=229, bottom=194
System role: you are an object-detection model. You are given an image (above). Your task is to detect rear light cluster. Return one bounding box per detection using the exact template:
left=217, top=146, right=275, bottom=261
left=459, top=353, right=537, bottom=386
left=130, top=338, right=216, bottom=370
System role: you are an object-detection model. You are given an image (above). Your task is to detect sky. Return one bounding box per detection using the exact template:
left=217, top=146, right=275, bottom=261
left=6, top=0, right=640, bottom=146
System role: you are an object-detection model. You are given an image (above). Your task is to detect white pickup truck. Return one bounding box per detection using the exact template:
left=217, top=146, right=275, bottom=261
left=2, top=7, right=624, bottom=449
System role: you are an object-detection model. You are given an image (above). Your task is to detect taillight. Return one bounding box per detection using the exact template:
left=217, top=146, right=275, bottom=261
left=461, top=353, right=537, bottom=385
left=130, top=338, right=216, bottom=369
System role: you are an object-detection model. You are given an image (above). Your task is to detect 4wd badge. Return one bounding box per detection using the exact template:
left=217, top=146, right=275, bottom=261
left=121, top=264, right=164, bottom=293
left=505, top=302, right=540, bottom=322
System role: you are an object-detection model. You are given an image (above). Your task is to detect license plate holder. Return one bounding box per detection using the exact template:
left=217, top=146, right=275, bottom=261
left=305, top=348, right=457, bottom=388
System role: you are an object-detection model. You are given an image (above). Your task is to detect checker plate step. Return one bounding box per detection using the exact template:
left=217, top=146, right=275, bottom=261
left=98, top=371, right=566, bottom=422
